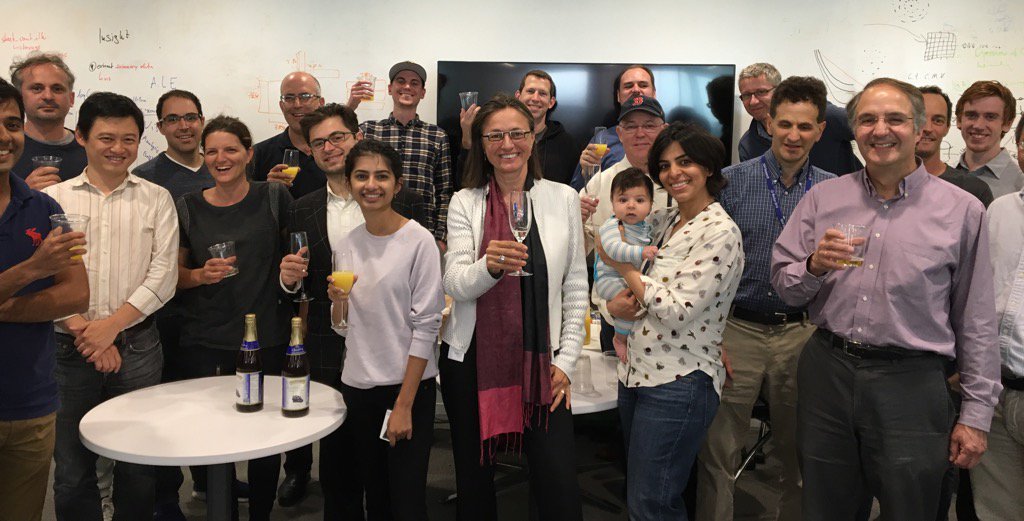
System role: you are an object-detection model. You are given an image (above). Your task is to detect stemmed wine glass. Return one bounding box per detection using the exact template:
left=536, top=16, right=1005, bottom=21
left=507, top=190, right=532, bottom=277
left=290, top=232, right=312, bottom=303
left=331, top=250, right=355, bottom=330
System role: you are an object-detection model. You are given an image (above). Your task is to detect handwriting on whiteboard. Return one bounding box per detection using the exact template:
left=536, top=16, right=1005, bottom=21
left=98, top=28, right=130, bottom=45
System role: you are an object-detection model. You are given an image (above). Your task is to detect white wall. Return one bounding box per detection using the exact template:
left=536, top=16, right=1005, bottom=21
left=2, top=0, right=1021, bottom=164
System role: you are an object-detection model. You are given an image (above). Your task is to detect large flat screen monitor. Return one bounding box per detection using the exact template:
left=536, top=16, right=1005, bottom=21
left=436, top=61, right=737, bottom=170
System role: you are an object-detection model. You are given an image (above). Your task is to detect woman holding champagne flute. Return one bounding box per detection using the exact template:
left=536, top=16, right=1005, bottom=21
left=441, top=94, right=588, bottom=520
left=325, top=139, right=445, bottom=520
left=174, top=116, right=293, bottom=521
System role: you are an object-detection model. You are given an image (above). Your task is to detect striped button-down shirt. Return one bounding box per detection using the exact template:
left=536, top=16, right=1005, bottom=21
left=719, top=150, right=835, bottom=313
left=989, top=190, right=1024, bottom=378
left=360, top=114, right=452, bottom=241
left=43, top=171, right=179, bottom=330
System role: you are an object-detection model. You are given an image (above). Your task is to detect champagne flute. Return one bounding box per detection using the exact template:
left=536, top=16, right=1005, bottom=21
left=507, top=190, right=532, bottom=277
left=282, top=149, right=301, bottom=180
left=331, top=250, right=355, bottom=330
left=593, top=126, right=609, bottom=158
left=290, top=232, right=312, bottom=303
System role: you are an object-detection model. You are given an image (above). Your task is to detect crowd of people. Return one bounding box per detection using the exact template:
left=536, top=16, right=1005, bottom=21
left=0, top=51, right=1022, bottom=521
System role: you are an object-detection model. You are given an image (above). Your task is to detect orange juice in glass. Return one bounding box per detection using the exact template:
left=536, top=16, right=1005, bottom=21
left=332, top=250, right=354, bottom=330
left=283, top=150, right=301, bottom=180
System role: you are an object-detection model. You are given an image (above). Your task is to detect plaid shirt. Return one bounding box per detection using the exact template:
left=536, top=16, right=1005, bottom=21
left=718, top=150, right=836, bottom=313
left=360, top=114, right=453, bottom=241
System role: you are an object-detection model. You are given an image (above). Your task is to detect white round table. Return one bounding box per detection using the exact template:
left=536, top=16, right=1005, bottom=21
left=79, top=375, right=346, bottom=521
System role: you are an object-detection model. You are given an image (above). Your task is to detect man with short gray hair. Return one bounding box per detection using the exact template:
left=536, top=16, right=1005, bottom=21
left=771, top=77, right=1000, bottom=520
left=9, top=52, right=88, bottom=190
left=737, top=62, right=861, bottom=175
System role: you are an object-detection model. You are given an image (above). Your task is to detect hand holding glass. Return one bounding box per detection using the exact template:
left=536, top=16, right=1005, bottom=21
left=290, top=232, right=312, bottom=303
left=507, top=190, right=532, bottom=277
left=208, top=241, right=239, bottom=277
left=834, top=224, right=869, bottom=267
left=357, top=72, right=376, bottom=101
left=331, top=251, right=355, bottom=330
left=282, top=150, right=300, bottom=179
left=49, top=213, right=89, bottom=260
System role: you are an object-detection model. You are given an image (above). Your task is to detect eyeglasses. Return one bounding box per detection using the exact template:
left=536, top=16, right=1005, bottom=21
left=310, top=131, right=356, bottom=151
left=855, top=114, right=913, bottom=128
left=618, top=123, right=662, bottom=135
left=159, top=113, right=201, bottom=125
left=738, top=87, right=775, bottom=102
left=482, top=130, right=532, bottom=142
left=280, top=93, right=320, bottom=104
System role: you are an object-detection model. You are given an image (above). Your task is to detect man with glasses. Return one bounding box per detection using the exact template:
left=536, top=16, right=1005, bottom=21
left=954, top=80, right=1024, bottom=199
left=737, top=63, right=861, bottom=175
left=251, top=71, right=328, bottom=199
left=771, top=78, right=1000, bottom=520
left=133, top=89, right=215, bottom=521
left=580, top=94, right=669, bottom=356
left=571, top=64, right=657, bottom=190
left=9, top=53, right=88, bottom=190
left=348, top=61, right=452, bottom=248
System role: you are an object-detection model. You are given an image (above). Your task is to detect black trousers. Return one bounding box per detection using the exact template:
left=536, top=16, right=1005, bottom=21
left=182, top=344, right=286, bottom=521
left=340, top=378, right=435, bottom=521
left=798, top=330, right=955, bottom=521
left=439, top=343, right=582, bottom=521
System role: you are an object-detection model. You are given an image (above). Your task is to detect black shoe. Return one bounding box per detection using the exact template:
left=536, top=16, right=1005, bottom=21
left=277, top=472, right=310, bottom=507
left=153, top=501, right=187, bottom=521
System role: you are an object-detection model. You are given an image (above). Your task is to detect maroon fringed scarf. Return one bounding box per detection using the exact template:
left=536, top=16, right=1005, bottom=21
left=474, top=177, right=552, bottom=463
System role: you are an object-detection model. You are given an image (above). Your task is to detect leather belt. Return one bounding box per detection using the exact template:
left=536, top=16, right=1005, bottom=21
left=821, top=329, right=935, bottom=361
left=731, top=307, right=807, bottom=326
left=1003, top=375, right=1024, bottom=392
left=56, top=316, right=155, bottom=339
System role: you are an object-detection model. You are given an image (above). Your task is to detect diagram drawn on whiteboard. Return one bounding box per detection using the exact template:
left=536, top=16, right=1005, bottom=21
left=813, top=49, right=859, bottom=105
left=865, top=23, right=957, bottom=61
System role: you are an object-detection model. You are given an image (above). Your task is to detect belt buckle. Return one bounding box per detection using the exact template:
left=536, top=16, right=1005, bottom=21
left=841, top=337, right=864, bottom=359
left=772, top=312, right=788, bottom=326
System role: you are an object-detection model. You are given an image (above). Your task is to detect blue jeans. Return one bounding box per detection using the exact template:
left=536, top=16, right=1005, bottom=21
left=52, top=322, right=163, bottom=521
left=618, top=371, right=719, bottom=521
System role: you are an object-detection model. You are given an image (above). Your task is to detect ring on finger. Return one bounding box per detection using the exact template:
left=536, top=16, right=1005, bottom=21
left=498, top=254, right=506, bottom=263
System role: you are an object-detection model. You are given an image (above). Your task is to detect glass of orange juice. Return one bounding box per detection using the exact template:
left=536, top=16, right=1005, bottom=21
left=331, top=250, right=355, bottom=330
left=49, top=213, right=89, bottom=260
left=593, top=126, right=609, bottom=157
left=282, top=149, right=301, bottom=179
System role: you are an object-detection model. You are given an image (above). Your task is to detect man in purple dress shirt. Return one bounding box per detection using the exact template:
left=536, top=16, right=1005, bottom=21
left=770, top=78, right=1002, bottom=520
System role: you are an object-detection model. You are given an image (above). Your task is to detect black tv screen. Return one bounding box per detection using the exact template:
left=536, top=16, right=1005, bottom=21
left=436, top=61, right=737, bottom=168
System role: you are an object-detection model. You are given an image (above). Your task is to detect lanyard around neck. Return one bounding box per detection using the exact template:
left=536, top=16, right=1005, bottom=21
left=762, top=155, right=812, bottom=227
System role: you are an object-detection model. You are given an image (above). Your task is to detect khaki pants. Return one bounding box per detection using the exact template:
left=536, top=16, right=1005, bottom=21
left=971, top=388, right=1024, bottom=520
left=0, top=412, right=56, bottom=521
left=696, top=316, right=814, bottom=521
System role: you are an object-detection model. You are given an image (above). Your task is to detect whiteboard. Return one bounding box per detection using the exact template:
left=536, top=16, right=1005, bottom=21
left=1, top=0, right=1021, bottom=166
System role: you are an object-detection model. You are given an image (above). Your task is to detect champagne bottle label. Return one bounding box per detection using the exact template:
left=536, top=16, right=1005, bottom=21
left=286, top=343, right=305, bottom=355
left=282, top=376, right=310, bottom=411
left=241, top=340, right=259, bottom=351
left=236, top=371, right=262, bottom=405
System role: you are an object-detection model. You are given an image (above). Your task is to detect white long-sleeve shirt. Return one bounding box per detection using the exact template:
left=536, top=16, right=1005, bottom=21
left=332, top=220, right=444, bottom=389
left=44, top=170, right=178, bottom=329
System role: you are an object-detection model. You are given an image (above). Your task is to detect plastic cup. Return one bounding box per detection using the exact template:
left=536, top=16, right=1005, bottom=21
left=49, top=213, right=89, bottom=260
left=459, top=91, right=478, bottom=110
left=357, top=72, right=376, bottom=101
left=208, top=241, right=239, bottom=277
left=834, top=223, right=869, bottom=267
left=32, top=155, right=63, bottom=170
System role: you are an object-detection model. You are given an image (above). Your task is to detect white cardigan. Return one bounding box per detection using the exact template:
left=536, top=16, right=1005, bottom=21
left=442, top=178, right=589, bottom=378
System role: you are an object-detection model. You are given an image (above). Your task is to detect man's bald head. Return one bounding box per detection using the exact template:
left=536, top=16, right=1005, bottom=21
left=279, top=71, right=324, bottom=135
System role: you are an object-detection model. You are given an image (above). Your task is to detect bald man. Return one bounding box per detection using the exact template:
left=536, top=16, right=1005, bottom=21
left=250, top=71, right=328, bottom=198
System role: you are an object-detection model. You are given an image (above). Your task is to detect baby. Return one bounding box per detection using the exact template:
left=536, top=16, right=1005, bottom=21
left=594, top=168, right=658, bottom=361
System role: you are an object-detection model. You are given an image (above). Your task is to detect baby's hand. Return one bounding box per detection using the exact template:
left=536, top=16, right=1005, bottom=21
left=642, top=246, right=659, bottom=260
